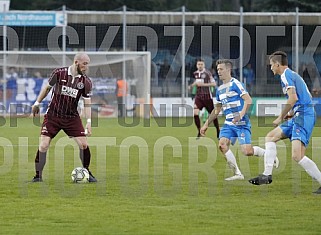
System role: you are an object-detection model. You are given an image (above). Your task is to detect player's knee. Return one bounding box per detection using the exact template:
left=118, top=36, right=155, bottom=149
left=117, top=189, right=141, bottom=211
left=242, top=148, right=254, bottom=156
left=39, top=143, right=49, bottom=152
left=79, top=144, right=88, bottom=150
left=219, top=143, right=228, bottom=154
left=292, top=154, right=302, bottom=162
left=194, top=110, right=199, bottom=116
left=265, top=136, right=274, bottom=143
left=79, top=142, right=88, bottom=150
left=265, top=131, right=277, bottom=143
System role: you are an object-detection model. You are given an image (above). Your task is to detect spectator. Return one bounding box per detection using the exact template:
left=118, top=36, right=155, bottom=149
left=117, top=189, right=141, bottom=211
left=19, top=67, right=29, bottom=78
left=5, top=67, right=18, bottom=99
left=116, top=76, right=128, bottom=117
left=243, top=63, right=255, bottom=95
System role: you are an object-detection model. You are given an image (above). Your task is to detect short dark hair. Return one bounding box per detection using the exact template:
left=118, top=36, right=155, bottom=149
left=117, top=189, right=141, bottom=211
left=269, top=51, right=288, bottom=66
left=196, top=58, right=205, bottom=63
left=216, top=59, right=233, bottom=69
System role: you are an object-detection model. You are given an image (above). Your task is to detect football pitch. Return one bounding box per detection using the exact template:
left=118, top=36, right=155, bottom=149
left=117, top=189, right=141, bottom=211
left=0, top=116, right=321, bottom=234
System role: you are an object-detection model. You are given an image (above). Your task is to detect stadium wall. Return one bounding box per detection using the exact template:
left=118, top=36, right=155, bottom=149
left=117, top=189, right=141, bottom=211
left=3, top=80, right=321, bottom=117
left=1, top=10, right=321, bottom=112
left=151, top=97, right=321, bottom=117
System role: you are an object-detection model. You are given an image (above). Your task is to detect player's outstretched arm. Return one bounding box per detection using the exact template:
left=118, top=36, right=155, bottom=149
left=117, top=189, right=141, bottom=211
left=32, top=85, right=52, bottom=116
left=200, top=103, right=221, bottom=136
left=201, top=75, right=217, bottom=88
left=198, top=81, right=216, bottom=87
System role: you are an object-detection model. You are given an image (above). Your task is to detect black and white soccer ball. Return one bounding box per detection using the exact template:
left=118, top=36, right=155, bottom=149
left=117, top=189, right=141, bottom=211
left=71, top=167, right=89, bottom=183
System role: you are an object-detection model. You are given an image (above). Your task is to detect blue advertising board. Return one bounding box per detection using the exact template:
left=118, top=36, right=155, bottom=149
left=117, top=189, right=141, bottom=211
left=0, top=12, right=65, bottom=26
left=0, top=77, right=117, bottom=116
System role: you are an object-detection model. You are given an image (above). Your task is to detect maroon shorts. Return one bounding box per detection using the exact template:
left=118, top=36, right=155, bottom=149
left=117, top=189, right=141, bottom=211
left=40, top=114, right=86, bottom=138
left=194, top=98, right=214, bottom=113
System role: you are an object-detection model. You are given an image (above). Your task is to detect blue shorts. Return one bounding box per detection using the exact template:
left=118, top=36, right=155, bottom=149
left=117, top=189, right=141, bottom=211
left=219, top=124, right=251, bottom=145
left=280, top=110, right=315, bottom=147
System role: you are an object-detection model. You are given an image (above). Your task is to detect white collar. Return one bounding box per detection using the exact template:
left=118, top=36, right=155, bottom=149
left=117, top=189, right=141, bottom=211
left=281, top=67, right=289, bottom=77
left=68, top=66, right=82, bottom=78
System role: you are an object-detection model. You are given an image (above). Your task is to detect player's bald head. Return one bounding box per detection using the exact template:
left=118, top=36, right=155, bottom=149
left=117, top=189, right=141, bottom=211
left=73, top=53, right=90, bottom=75
left=74, top=53, right=90, bottom=63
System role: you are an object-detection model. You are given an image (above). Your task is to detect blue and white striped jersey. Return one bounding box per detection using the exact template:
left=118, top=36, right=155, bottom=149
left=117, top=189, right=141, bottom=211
left=216, top=77, right=250, bottom=126
left=281, top=68, right=313, bottom=113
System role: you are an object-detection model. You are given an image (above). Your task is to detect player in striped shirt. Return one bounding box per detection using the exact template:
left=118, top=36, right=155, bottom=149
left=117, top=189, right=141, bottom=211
left=201, top=59, right=279, bottom=181
left=189, top=59, right=220, bottom=138
left=249, top=51, right=321, bottom=194
left=31, top=53, right=97, bottom=182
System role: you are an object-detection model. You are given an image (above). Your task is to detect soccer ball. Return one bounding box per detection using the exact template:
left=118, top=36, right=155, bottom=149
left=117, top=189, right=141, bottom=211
left=71, top=167, right=89, bottom=183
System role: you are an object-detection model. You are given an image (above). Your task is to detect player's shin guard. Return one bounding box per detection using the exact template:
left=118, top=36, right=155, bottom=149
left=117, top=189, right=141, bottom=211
left=194, top=115, right=201, bottom=132
left=80, top=147, right=91, bottom=170
left=298, top=156, right=321, bottom=184
left=35, top=150, right=47, bottom=178
left=263, top=142, right=276, bottom=175
left=225, top=149, right=242, bottom=175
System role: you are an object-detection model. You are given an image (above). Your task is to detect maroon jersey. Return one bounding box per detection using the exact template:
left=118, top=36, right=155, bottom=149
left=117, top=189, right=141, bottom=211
left=193, top=69, right=214, bottom=100
left=46, top=67, right=92, bottom=118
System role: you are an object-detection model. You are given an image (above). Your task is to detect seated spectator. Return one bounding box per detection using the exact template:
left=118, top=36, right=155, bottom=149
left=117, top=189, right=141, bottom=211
left=243, top=63, right=255, bottom=94
left=5, top=67, right=18, bottom=99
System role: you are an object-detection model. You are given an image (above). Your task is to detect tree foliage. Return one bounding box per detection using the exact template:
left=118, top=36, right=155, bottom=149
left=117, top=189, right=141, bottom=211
left=250, top=0, right=321, bottom=12
left=9, top=0, right=321, bottom=12
left=10, top=0, right=161, bottom=11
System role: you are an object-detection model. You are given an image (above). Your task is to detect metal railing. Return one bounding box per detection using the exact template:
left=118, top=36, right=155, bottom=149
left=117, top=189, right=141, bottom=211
left=1, top=6, right=321, bottom=108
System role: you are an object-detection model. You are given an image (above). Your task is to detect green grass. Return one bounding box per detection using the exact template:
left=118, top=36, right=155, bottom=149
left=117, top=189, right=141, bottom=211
left=1, top=116, right=321, bottom=234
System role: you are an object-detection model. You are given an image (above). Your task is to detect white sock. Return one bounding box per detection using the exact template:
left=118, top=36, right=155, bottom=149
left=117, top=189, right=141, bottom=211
left=298, top=156, right=321, bottom=185
left=225, top=149, right=242, bottom=175
left=253, top=146, right=265, bottom=157
left=263, top=142, right=277, bottom=176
